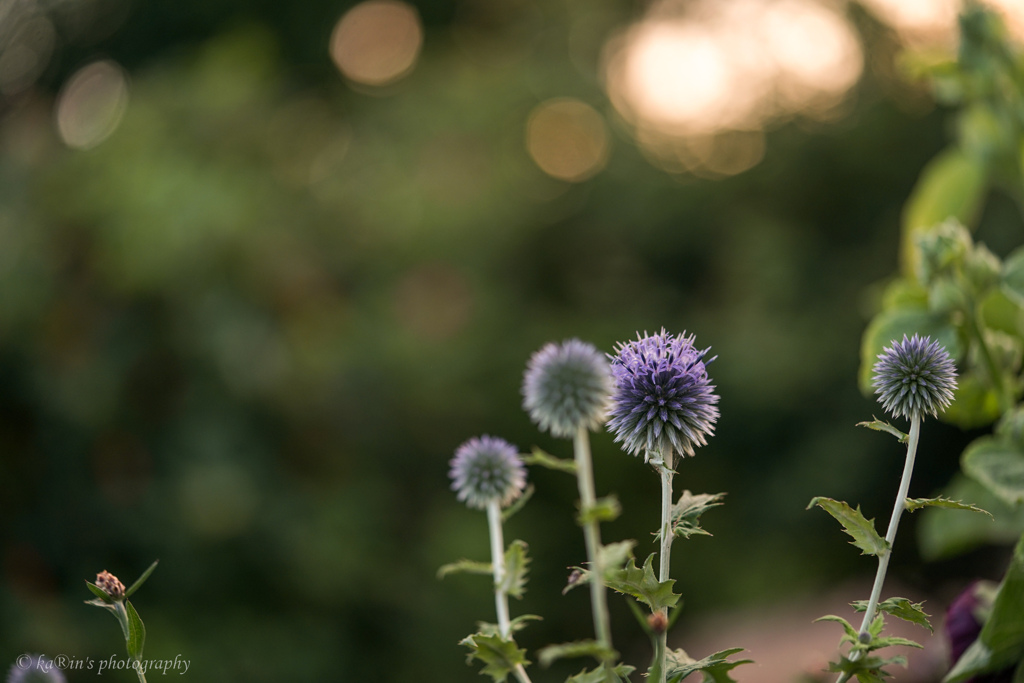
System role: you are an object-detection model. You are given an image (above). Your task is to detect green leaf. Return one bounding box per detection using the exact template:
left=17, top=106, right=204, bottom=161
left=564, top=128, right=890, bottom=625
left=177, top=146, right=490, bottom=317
left=905, top=496, right=991, bottom=517
left=502, top=484, right=534, bottom=522
left=437, top=558, right=492, bottom=580
left=501, top=540, right=529, bottom=599
left=537, top=640, right=617, bottom=668
left=565, top=663, right=636, bottom=683
left=523, top=447, right=576, bottom=474
left=962, top=437, right=1024, bottom=505
left=943, top=371, right=1003, bottom=429
left=859, top=309, right=960, bottom=394
left=665, top=647, right=751, bottom=683
left=124, top=599, right=146, bottom=661
left=664, top=491, right=726, bottom=540
left=578, top=495, right=621, bottom=525
left=857, top=419, right=909, bottom=443
left=604, top=554, right=680, bottom=613
left=918, top=474, right=1024, bottom=559
left=460, top=633, right=530, bottom=683
left=562, top=540, right=636, bottom=595
left=815, top=614, right=858, bottom=641
left=852, top=597, right=933, bottom=633
left=1001, top=245, right=1024, bottom=307
left=124, top=560, right=158, bottom=599
left=807, top=497, right=889, bottom=557
left=475, top=614, right=542, bottom=638
left=827, top=653, right=907, bottom=683
left=85, top=581, right=114, bottom=603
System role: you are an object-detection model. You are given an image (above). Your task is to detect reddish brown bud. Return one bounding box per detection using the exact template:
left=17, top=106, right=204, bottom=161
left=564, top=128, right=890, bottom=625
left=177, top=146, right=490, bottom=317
left=647, top=611, right=669, bottom=633
left=95, top=570, right=125, bottom=600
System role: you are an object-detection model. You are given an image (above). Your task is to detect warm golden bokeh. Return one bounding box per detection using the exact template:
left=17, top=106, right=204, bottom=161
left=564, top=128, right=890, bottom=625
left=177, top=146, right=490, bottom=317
left=55, top=59, right=129, bottom=150
left=525, top=98, right=610, bottom=182
left=330, top=0, right=423, bottom=87
left=604, top=0, right=862, bottom=175
left=859, top=0, right=1024, bottom=45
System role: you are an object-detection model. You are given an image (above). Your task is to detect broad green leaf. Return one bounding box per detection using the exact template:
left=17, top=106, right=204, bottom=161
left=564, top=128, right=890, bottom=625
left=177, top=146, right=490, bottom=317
left=537, top=640, right=616, bottom=668
left=124, top=560, right=158, bottom=599
left=945, top=639, right=994, bottom=683
left=437, top=558, right=492, bottom=580
left=901, top=148, right=986, bottom=275
left=579, top=495, right=621, bottom=525
left=124, top=599, right=146, bottom=661
left=523, top=447, right=576, bottom=474
left=905, top=496, right=991, bottom=517
left=664, top=491, right=726, bottom=540
left=1001, top=245, right=1024, bottom=307
left=859, top=309, right=960, bottom=394
left=853, top=597, right=933, bottom=633
left=918, top=474, right=1024, bottom=560
left=962, top=437, right=1024, bottom=505
left=665, top=647, right=751, bottom=683
left=460, top=633, right=529, bottom=683
left=857, top=419, right=909, bottom=443
left=85, top=581, right=114, bottom=603
left=807, top=497, right=889, bottom=557
left=501, top=540, right=529, bottom=599
left=502, top=484, right=534, bottom=522
left=943, top=370, right=1002, bottom=429
left=565, top=663, right=635, bottom=683
left=604, top=554, right=680, bottom=613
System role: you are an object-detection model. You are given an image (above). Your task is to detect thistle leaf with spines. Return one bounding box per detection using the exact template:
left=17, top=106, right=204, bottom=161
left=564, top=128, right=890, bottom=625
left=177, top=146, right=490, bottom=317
left=905, top=496, right=991, bottom=517
left=852, top=597, right=933, bottom=633
left=808, top=497, right=889, bottom=556
left=537, top=639, right=617, bottom=668
left=460, top=632, right=530, bottom=683
left=826, top=653, right=907, bottom=683
left=857, top=418, right=909, bottom=443
left=664, top=647, right=751, bottom=683
left=522, top=447, right=576, bottom=474
left=578, top=495, right=621, bottom=525
left=501, top=540, right=530, bottom=599
left=437, top=558, right=492, bottom=580
left=565, top=663, right=636, bottom=683
left=475, top=614, right=542, bottom=638
left=661, top=491, right=726, bottom=540
left=604, top=553, right=681, bottom=613
left=562, top=540, right=636, bottom=595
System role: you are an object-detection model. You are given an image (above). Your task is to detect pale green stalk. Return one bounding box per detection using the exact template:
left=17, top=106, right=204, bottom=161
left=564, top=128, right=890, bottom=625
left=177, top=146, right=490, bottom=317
left=487, top=499, right=534, bottom=683
left=656, top=448, right=676, bottom=683
left=574, top=424, right=613, bottom=657
left=837, top=414, right=921, bottom=683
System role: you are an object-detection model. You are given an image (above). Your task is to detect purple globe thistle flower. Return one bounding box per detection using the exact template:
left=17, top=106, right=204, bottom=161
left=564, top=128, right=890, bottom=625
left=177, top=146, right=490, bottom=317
left=522, top=339, right=613, bottom=438
left=607, top=329, right=720, bottom=458
left=872, top=334, right=957, bottom=420
left=6, top=656, right=67, bottom=683
left=449, top=435, right=527, bottom=510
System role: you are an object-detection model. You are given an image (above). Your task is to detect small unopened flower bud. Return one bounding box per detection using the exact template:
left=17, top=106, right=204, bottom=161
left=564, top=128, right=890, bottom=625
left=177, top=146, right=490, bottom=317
left=449, top=436, right=527, bottom=510
left=872, top=334, right=957, bottom=420
left=522, top=339, right=613, bottom=438
left=647, top=611, right=669, bottom=634
left=95, top=570, right=125, bottom=600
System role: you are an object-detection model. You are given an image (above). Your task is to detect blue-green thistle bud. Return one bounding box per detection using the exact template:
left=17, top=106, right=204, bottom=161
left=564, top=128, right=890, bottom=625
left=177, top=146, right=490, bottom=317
left=522, top=339, right=613, bottom=438
left=449, top=436, right=527, bottom=510
left=872, top=334, right=957, bottom=420
left=607, top=329, right=719, bottom=458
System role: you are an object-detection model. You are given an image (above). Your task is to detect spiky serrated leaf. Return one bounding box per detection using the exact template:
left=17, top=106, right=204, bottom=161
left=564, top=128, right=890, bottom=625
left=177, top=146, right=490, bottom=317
left=852, top=597, right=933, bottom=633
left=523, top=447, right=576, bottom=474
left=816, top=615, right=859, bottom=640
left=124, top=599, right=146, bottom=660
left=124, top=560, right=158, bottom=599
left=665, top=647, right=751, bottom=683
left=502, top=484, right=534, bottom=522
left=537, top=640, right=617, bottom=668
left=857, top=419, right=909, bottom=443
left=460, top=633, right=529, bottom=683
left=827, top=653, right=907, bottom=683
left=867, top=636, right=923, bottom=651
left=562, top=540, right=636, bottom=595
left=565, top=663, right=636, bottom=683
left=475, top=615, right=543, bottom=638
left=603, top=553, right=680, bottom=613
left=502, top=540, right=530, bottom=599
left=662, top=491, right=726, bottom=540
left=808, top=497, right=889, bottom=557
left=578, top=495, right=621, bottom=525
left=905, top=496, right=991, bottom=517
left=437, top=558, right=492, bottom=580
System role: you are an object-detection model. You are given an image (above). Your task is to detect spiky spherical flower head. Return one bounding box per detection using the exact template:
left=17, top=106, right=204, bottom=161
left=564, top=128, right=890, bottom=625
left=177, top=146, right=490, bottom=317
left=449, top=436, right=527, bottom=510
left=6, top=656, right=67, bottom=683
left=607, top=329, right=720, bottom=459
left=522, top=339, right=613, bottom=438
left=872, top=334, right=957, bottom=420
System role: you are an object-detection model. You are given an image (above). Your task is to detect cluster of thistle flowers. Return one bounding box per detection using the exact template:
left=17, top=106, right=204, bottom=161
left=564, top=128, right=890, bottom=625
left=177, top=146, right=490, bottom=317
left=446, top=330, right=741, bottom=683
left=812, top=334, right=963, bottom=683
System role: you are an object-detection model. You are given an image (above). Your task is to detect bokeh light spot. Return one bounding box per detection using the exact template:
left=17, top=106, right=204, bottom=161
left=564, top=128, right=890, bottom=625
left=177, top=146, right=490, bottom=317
left=526, top=98, right=609, bottom=182
left=55, top=59, right=129, bottom=150
left=330, top=0, right=423, bottom=87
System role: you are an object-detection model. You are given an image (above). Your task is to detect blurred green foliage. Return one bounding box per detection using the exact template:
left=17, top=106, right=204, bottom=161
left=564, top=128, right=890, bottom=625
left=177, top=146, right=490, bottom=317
left=2, top=2, right=1024, bottom=682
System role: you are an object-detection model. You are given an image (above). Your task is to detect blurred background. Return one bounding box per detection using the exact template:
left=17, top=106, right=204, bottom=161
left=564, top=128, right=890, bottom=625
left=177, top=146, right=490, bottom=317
left=2, top=0, right=1023, bottom=681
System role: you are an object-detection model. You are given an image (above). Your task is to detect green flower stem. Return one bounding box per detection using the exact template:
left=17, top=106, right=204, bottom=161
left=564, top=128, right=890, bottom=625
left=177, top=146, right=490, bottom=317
left=574, top=424, right=613, bottom=657
left=966, top=307, right=1013, bottom=414
left=486, top=499, right=512, bottom=638
left=837, top=414, right=922, bottom=683
left=486, top=499, right=534, bottom=683
left=136, top=667, right=147, bottom=683
left=656, top=449, right=675, bottom=683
